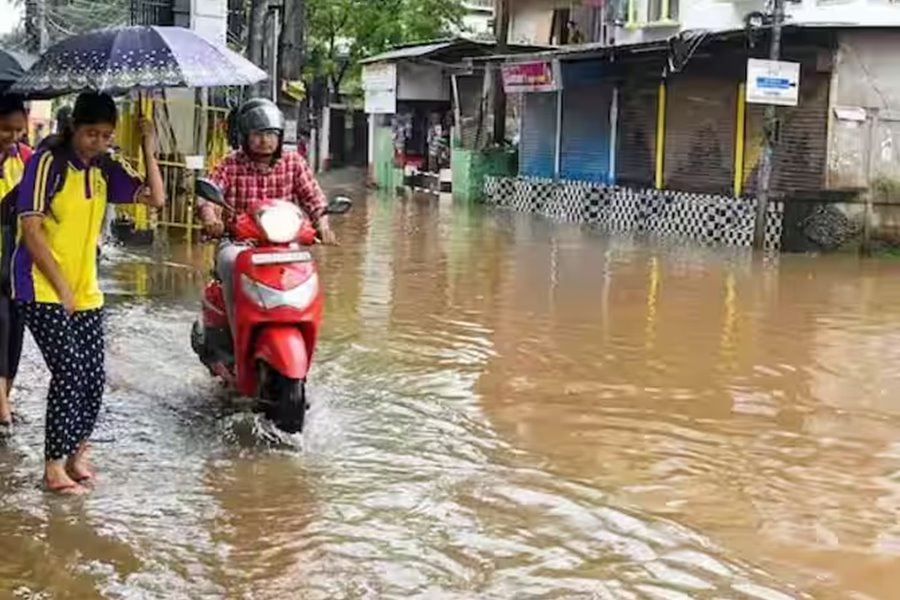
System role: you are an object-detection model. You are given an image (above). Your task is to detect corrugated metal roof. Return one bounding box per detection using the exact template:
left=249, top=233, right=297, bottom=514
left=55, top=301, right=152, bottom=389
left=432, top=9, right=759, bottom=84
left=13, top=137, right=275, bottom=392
left=470, top=23, right=850, bottom=65
left=360, top=38, right=549, bottom=65
left=360, top=41, right=460, bottom=65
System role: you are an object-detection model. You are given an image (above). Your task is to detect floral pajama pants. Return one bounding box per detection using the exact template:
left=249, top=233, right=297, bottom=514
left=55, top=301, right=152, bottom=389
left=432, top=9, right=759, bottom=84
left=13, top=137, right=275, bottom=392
left=19, top=303, right=105, bottom=461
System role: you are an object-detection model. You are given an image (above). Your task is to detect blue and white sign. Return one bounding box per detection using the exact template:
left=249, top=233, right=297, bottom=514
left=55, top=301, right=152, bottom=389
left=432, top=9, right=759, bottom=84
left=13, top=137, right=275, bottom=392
left=746, top=59, right=800, bottom=107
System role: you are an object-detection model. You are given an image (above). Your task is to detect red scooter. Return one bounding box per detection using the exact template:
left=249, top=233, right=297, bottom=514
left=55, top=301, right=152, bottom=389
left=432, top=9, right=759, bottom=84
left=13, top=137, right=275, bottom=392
left=191, top=178, right=351, bottom=433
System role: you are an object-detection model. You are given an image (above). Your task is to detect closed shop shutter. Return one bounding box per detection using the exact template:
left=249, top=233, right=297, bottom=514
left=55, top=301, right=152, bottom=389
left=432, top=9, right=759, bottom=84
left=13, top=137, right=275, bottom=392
left=743, top=71, right=829, bottom=195
left=520, top=92, right=558, bottom=178
left=560, top=83, right=613, bottom=182
left=616, top=80, right=658, bottom=187
left=664, top=76, right=737, bottom=194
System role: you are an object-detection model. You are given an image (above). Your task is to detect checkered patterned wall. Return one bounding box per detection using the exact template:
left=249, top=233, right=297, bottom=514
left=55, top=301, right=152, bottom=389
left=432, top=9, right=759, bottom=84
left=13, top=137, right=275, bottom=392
left=484, top=176, right=784, bottom=252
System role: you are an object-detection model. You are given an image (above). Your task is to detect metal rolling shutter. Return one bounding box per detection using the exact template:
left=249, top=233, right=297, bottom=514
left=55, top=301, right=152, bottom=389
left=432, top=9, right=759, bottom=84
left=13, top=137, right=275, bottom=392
left=520, top=92, right=558, bottom=178
left=743, top=71, right=829, bottom=195
left=616, top=80, right=658, bottom=187
left=560, top=84, right=612, bottom=182
left=664, top=76, right=737, bottom=194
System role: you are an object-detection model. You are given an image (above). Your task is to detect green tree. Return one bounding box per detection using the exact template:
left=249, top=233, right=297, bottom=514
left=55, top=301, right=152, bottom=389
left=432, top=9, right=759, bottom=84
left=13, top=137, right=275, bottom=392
left=305, top=0, right=465, bottom=96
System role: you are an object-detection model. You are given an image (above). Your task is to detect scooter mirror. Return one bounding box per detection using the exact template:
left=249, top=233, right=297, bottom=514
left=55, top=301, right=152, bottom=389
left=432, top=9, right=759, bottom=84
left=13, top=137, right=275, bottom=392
left=195, top=177, right=231, bottom=210
left=326, top=196, right=352, bottom=215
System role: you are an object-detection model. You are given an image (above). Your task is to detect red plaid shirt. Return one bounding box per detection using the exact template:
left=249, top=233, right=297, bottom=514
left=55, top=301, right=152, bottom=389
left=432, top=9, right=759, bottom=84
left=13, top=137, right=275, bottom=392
left=201, top=150, right=327, bottom=225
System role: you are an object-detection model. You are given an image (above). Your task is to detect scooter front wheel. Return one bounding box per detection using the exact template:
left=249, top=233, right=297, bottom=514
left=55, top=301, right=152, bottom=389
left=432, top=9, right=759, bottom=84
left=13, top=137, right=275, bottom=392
left=258, top=364, right=307, bottom=434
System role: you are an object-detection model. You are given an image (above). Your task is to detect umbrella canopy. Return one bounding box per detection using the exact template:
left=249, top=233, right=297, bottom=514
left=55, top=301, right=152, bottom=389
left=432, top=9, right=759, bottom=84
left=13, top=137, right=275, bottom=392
left=12, top=26, right=267, bottom=98
left=0, top=49, right=36, bottom=87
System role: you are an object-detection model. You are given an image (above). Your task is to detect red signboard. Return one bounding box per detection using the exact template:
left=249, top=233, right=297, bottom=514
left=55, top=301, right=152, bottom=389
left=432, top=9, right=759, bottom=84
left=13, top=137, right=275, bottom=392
left=502, top=61, right=560, bottom=93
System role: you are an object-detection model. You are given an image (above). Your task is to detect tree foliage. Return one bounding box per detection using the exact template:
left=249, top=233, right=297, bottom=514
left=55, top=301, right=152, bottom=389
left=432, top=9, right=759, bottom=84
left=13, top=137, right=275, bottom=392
left=305, top=0, right=465, bottom=93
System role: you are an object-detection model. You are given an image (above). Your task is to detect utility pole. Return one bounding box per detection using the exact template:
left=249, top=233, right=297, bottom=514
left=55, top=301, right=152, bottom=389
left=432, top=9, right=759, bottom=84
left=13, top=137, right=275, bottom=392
left=267, top=4, right=281, bottom=102
left=278, top=0, right=305, bottom=145
left=247, top=0, right=270, bottom=95
left=25, top=0, right=49, bottom=54
left=492, top=0, right=511, bottom=145
left=753, top=0, right=785, bottom=250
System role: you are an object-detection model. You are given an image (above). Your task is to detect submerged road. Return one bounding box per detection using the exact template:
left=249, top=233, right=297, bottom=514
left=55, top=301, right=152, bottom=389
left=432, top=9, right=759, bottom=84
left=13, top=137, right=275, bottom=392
left=2, top=187, right=899, bottom=599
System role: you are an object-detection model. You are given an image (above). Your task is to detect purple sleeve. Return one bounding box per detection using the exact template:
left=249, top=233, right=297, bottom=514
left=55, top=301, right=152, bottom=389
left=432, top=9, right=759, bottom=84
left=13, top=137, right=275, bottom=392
left=104, top=154, right=144, bottom=204
left=17, top=149, right=58, bottom=217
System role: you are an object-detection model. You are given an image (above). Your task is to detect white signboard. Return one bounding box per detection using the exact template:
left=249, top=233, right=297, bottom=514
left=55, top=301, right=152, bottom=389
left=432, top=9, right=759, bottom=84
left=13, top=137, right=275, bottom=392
left=365, top=89, right=396, bottom=114
left=284, top=119, right=298, bottom=144
left=746, top=59, right=801, bottom=107
left=185, top=155, right=205, bottom=170
left=362, top=62, right=398, bottom=114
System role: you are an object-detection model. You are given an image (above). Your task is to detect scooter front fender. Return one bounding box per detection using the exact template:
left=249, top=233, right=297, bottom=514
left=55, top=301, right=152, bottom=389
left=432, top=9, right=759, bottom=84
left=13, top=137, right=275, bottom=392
left=253, top=325, right=310, bottom=380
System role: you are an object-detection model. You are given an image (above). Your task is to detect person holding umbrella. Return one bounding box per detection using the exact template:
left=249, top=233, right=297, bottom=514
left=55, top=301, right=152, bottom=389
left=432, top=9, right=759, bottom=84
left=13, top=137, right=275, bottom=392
left=0, top=93, right=30, bottom=428
left=6, top=26, right=265, bottom=494
left=13, top=92, right=164, bottom=495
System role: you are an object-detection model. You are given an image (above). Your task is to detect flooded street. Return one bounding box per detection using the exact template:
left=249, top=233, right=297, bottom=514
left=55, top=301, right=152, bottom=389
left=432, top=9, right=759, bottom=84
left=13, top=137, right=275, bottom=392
left=2, top=190, right=900, bottom=599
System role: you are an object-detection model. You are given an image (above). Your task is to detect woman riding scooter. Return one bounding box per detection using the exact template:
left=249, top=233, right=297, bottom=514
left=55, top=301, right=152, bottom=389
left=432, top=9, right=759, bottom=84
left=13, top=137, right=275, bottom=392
left=199, top=98, right=337, bottom=327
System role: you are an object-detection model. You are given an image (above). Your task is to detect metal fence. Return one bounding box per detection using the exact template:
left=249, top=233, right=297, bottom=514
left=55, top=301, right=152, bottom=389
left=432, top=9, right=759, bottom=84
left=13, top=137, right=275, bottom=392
left=129, top=0, right=174, bottom=26
left=116, top=92, right=231, bottom=242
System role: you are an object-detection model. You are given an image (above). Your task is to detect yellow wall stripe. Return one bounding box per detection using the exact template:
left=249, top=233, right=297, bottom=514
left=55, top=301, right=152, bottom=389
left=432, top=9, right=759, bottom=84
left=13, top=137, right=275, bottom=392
left=655, top=82, right=666, bottom=190
left=734, top=83, right=747, bottom=197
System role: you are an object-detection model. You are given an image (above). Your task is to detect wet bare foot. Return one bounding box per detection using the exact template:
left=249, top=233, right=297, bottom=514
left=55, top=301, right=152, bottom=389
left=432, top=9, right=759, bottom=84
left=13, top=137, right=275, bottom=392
left=0, top=377, right=11, bottom=426
left=45, top=462, right=89, bottom=496
left=0, top=399, right=11, bottom=427
left=44, top=478, right=89, bottom=496
left=66, top=445, right=96, bottom=484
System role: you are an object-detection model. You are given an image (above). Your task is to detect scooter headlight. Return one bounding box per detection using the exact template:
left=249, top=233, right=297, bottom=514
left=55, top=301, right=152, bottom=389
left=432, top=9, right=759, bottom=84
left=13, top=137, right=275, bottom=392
left=241, top=273, right=319, bottom=310
left=256, top=201, right=304, bottom=243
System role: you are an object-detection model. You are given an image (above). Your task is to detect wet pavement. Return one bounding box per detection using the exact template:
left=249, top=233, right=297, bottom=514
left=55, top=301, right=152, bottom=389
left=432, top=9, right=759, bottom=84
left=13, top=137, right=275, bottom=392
left=2, top=187, right=900, bottom=599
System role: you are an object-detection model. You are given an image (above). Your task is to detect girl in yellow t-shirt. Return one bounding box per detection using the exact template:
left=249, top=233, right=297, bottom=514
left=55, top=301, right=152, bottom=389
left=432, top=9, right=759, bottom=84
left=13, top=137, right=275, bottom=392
left=14, top=92, right=164, bottom=495
left=0, top=94, right=30, bottom=430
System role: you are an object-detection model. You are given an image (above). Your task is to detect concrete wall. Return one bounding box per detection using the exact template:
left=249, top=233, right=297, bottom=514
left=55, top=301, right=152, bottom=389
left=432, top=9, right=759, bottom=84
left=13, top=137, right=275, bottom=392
left=621, top=0, right=900, bottom=46
left=616, top=0, right=900, bottom=44
left=509, top=0, right=900, bottom=47
left=485, top=175, right=785, bottom=251
left=828, top=30, right=900, bottom=190
left=452, top=147, right=517, bottom=203
left=833, top=30, right=900, bottom=110
left=509, top=0, right=564, bottom=45
left=373, top=125, right=404, bottom=191
left=461, top=12, right=493, bottom=35
left=788, top=30, right=900, bottom=250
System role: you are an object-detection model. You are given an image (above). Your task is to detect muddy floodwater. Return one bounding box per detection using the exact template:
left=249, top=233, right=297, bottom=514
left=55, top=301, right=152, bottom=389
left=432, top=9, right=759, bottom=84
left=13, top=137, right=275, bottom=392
left=2, top=190, right=900, bottom=599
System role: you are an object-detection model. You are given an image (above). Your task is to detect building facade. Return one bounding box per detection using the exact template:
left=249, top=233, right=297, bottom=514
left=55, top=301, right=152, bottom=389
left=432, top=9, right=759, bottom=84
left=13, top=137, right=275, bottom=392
left=461, top=0, right=495, bottom=36
left=490, top=21, right=900, bottom=251
left=506, top=0, right=900, bottom=47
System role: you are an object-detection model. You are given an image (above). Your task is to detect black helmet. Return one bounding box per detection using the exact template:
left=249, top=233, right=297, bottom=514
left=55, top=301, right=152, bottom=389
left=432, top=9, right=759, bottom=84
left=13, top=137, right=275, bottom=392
left=236, top=98, right=284, bottom=139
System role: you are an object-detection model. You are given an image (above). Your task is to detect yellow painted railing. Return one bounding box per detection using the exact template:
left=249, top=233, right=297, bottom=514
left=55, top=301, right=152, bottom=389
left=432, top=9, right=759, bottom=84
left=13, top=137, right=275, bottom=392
left=116, top=93, right=230, bottom=241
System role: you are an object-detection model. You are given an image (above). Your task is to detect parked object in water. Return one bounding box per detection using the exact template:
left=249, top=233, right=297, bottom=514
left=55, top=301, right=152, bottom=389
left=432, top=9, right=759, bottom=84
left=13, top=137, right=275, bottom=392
left=190, top=177, right=351, bottom=433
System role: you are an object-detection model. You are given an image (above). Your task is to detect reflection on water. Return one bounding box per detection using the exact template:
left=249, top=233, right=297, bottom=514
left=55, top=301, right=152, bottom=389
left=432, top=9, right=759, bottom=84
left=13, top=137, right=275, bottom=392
left=3, top=192, right=900, bottom=598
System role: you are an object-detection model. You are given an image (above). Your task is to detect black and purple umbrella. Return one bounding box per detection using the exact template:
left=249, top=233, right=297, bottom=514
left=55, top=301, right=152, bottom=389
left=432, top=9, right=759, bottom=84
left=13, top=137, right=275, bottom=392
left=12, top=26, right=267, bottom=98
left=0, top=49, right=36, bottom=88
